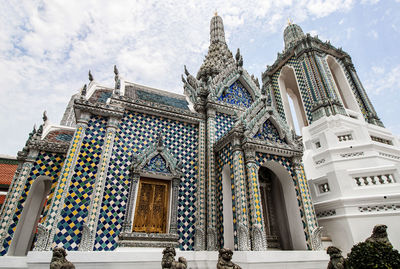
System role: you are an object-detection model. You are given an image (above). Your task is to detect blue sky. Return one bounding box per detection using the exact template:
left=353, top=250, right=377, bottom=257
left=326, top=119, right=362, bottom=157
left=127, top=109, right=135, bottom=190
left=0, top=0, right=399, bottom=156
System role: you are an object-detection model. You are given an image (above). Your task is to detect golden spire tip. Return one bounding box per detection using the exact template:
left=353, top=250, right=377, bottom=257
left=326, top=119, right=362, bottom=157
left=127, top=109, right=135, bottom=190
left=214, top=10, right=218, bottom=16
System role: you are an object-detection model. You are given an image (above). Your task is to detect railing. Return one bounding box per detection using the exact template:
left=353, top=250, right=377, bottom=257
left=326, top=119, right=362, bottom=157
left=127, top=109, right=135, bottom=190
left=354, top=174, right=396, bottom=186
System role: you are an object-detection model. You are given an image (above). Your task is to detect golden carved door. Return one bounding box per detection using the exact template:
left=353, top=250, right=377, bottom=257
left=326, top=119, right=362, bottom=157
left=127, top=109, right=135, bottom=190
left=132, top=178, right=170, bottom=233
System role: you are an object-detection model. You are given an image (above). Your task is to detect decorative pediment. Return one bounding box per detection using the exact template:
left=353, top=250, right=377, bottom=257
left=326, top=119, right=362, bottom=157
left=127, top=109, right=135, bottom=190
left=239, top=97, right=293, bottom=144
left=130, top=134, right=183, bottom=177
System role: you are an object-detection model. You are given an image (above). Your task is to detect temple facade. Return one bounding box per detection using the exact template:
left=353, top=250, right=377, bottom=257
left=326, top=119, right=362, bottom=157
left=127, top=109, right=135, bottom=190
left=0, top=14, right=399, bottom=258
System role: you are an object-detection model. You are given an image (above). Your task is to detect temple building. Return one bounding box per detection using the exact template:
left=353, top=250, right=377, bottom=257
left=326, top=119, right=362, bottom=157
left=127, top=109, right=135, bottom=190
left=0, top=14, right=399, bottom=265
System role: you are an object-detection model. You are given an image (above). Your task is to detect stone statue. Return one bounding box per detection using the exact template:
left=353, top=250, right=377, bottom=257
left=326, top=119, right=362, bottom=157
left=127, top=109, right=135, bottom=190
left=161, top=247, right=187, bottom=269
left=365, top=224, right=392, bottom=247
left=217, top=248, right=242, bottom=269
left=50, top=247, right=75, bottom=269
left=326, top=246, right=346, bottom=269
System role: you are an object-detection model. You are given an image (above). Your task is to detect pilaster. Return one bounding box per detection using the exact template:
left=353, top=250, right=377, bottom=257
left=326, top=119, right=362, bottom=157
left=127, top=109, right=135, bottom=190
left=206, top=108, right=217, bottom=250
left=169, top=177, right=180, bottom=234
left=35, top=112, right=91, bottom=251
left=121, top=173, right=140, bottom=233
left=231, top=139, right=250, bottom=251
left=194, top=121, right=206, bottom=250
left=79, top=116, right=120, bottom=251
left=0, top=149, right=39, bottom=254
left=244, top=149, right=267, bottom=251
left=291, top=156, right=320, bottom=250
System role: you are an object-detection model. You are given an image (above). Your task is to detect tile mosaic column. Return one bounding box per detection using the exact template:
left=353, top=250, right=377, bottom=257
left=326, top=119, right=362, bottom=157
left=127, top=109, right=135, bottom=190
left=79, top=116, right=120, bottom=251
left=0, top=149, right=39, bottom=254
left=194, top=121, right=206, bottom=250
left=206, top=108, right=217, bottom=250
left=231, top=142, right=250, bottom=251
left=169, top=177, right=180, bottom=234
left=344, top=62, right=383, bottom=126
left=35, top=112, right=91, bottom=251
left=292, top=157, right=320, bottom=250
left=244, top=149, right=267, bottom=251
left=121, top=172, right=139, bottom=233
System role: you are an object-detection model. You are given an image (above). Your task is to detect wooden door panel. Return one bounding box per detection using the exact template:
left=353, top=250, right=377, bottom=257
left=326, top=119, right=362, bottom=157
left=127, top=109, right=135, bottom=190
left=132, top=178, right=170, bottom=233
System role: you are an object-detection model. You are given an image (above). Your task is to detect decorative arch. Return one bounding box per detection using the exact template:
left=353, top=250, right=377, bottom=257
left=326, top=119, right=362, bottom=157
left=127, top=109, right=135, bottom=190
left=257, top=159, right=307, bottom=250
left=8, top=176, right=52, bottom=256
left=278, top=65, right=309, bottom=134
left=119, top=134, right=182, bottom=247
left=325, top=55, right=362, bottom=115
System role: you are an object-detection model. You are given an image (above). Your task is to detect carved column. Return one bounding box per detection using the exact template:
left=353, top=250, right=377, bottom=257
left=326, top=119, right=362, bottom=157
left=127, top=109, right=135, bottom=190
left=231, top=137, right=250, bottom=251
left=206, top=108, right=217, bottom=250
left=169, top=177, right=180, bottom=234
left=244, top=149, right=267, bottom=251
left=122, top=173, right=140, bottom=232
left=292, top=156, right=321, bottom=250
left=194, top=121, right=206, bottom=250
left=79, top=116, right=120, bottom=251
left=37, top=112, right=91, bottom=251
left=0, top=149, right=39, bottom=254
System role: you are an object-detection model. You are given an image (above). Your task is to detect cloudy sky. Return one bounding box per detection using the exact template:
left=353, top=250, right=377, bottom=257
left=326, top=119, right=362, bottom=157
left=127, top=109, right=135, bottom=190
left=1, top=0, right=399, bottom=156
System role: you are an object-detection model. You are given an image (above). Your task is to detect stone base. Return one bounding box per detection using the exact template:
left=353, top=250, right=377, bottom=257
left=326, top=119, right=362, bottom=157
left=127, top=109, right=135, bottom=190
left=0, top=249, right=329, bottom=269
left=117, top=232, right=179, bottom=248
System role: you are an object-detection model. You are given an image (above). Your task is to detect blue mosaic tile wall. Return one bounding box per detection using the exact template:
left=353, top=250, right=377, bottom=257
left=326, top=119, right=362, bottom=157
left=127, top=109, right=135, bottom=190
left=215, top=112, right=235, bottom=141
left=53, top=116, right=107, bottom=250
left=254, top=119, right=286, bottom=144
left=218, top=81, right=253, bottom=108
left=215, top=143, right=234, bottom=249
left=1, top=152, right=65, bottom=255
left=94, top=111, right=198, bottom=251
left=255, top=153, right=312, bottom=249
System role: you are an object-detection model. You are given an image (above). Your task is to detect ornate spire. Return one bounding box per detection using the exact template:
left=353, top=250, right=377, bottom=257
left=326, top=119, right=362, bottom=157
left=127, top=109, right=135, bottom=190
left=197, top=15, right=235, bottom=82
left=283, top=21, right=305, bottom=50
left=210, top=13, right=226, bottom=43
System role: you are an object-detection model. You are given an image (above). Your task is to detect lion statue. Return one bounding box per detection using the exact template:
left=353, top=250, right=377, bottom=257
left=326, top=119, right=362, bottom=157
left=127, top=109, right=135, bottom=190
left=50, top=247, right=75, bottom=269
left=161, top=247, right=187, bottom=269
left=217, top=248, right=241, bottom=269
left=365, top=224, right=392, bottom=247
left=326, top=246, right=346, bottom=269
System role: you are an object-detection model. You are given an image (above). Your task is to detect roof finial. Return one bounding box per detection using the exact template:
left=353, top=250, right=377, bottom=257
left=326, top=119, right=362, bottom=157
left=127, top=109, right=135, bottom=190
left=287, top=18, right=292, bottom=25
left=214, top=10, right=218, bottom=16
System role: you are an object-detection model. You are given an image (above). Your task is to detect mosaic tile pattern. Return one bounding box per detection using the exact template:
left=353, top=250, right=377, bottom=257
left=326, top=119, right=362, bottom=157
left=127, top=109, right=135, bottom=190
left=253, top=119, right=286, bottom=144
left=1, top=152, right=65, bottom=255
left=215, top=113, right=235, bottom=141
left=218, top=81, right=253, bottom=108
left=44, top=130, right=75, bottom=143
left=94, top=112, right=198, bottom=251
left=143, top=154, right=170, bottom=174
left=53, top=116, right=107, bottom=250
left=137, top=90, right=189, bottom=110
left=255, top=153, right=312, bottom=249
left=89, top=89, right=112, bottom=104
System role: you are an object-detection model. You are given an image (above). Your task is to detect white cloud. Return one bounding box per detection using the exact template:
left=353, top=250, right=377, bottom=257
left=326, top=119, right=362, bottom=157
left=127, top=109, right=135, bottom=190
left=0, top=0, right=363, bottom=154
left=364, top=65, right=400, bottom=95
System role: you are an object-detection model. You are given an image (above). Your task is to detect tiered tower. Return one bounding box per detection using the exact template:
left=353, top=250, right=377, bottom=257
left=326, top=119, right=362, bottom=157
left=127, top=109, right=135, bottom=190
left=262, top=22, right=400, bottom=252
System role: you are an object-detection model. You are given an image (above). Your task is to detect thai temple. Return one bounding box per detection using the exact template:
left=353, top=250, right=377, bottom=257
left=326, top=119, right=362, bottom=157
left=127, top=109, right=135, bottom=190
left=0, top=14, right=399, bottom=268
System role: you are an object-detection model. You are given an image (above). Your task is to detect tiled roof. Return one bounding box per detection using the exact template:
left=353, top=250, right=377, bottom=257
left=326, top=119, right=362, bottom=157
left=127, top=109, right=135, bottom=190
left=0, top=163, right=17, bottom=185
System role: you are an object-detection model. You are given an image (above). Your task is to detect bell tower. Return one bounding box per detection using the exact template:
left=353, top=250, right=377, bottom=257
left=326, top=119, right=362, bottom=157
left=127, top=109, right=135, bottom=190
left=262, top=22, right=400, bottom=252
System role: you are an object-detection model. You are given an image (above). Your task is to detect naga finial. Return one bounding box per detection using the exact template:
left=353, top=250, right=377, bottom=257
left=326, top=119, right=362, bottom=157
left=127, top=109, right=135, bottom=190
left=184, top=65, right=190, bottom=76
left=88, top=70, right=93, bottom=82
left=42, top=110, right=48, bottom=123
left=81, top=84, right=87, bottom=96
left=114, top=65, right=119, bottom=76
